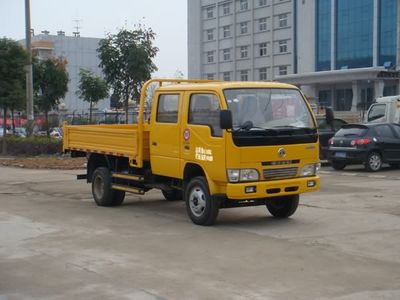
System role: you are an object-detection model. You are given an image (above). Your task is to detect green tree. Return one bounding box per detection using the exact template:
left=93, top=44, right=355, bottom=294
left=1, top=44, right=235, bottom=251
left=97, top=26, right=159, bottom=123
left=33, top=57, right=69, bottom=134
left=0, top=38, right=27, bottom=154
left=77, top=69, right=109, bottom=123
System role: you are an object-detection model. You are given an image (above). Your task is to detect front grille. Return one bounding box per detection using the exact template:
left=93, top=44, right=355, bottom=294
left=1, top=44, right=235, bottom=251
left=263, top=167, right=298, bottom=180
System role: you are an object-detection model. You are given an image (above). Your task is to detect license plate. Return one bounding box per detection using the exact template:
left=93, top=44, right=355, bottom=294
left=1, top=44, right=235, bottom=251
left=335, top=152, right=346, bottom=158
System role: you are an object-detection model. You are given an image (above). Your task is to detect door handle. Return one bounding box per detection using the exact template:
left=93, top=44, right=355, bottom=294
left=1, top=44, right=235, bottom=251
left=152, top=142, right=157, bottom=146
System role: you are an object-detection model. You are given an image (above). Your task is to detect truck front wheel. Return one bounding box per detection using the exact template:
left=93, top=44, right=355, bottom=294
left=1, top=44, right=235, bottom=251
left=266, top=195, right=299, bottom=218
left=185, top=176, right=219, bottom=226
left=92, top=167, right=125, bottom=207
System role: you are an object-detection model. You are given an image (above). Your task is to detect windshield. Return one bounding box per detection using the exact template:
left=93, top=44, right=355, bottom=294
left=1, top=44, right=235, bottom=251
left=367, top=104, right=386, bottom=122
left=223, top=88, right=315, bottom=130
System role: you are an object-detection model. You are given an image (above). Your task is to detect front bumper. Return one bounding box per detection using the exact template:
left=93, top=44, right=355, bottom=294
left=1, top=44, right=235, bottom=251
left=225, top=176, right=320, bottom=200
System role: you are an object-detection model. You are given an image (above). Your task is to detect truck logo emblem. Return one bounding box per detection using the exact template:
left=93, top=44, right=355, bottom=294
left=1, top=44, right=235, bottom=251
left=278, top=148, right=286, bottom=158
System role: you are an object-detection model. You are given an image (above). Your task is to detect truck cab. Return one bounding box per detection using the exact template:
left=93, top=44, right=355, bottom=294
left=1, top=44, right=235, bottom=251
left=148, top=81, right=320, bottom=224
left=366, top=95, right=400, bottom=123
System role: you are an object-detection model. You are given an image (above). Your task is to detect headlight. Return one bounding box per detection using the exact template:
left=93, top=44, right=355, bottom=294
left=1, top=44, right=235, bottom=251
left=227, top=169, right=259, bottom=182
left=299, top=164, right=319, bottom=177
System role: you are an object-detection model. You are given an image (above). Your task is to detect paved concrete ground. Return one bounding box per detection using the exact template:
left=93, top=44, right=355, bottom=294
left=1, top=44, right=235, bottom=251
left=0, top=165, right=400, bottom=300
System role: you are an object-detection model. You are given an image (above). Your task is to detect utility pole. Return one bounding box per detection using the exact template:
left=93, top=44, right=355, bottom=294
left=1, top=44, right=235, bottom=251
left=25, top=0, right=34, bottom=134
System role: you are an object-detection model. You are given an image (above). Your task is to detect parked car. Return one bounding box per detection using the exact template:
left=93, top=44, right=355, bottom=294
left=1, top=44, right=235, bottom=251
left=317, top=117, right=347, bottom=160
left=328, top=123, right=400, bottom=171
left=50, top=127, right=63, bottom=139
left=14, top=127, right=27, bottom=138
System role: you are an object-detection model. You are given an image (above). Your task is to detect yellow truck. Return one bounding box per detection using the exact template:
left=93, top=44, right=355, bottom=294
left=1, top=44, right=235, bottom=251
left=63, top=79, right=321, bottom=225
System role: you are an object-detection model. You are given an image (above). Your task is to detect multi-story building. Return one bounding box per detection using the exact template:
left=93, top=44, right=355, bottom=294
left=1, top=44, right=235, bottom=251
left=188, top=0, right=399, bottom=112
left=25, top=32, right=109, bottom=113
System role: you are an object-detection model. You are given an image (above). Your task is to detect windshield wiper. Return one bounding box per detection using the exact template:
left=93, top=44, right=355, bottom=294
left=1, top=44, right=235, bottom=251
left=237, top=121, right=267, bottom=131
left=272, top=126, right=315, bottom=134
left=233, top=122, right=278, bottom=135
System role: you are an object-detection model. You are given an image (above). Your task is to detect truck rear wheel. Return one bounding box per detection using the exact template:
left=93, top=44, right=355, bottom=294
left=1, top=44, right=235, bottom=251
left=266, top=195, right=299, bottom=218
left=92, top=167, right=125, bottom=207
left=185, top=176, right=219, bottom=226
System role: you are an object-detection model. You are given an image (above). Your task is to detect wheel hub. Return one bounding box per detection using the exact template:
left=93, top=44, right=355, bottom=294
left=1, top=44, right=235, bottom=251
left=93, top=176, right=104, bottom=199
left=369, top=154, right=381, bottom=171
left=189, top=187, right=206, bottom=217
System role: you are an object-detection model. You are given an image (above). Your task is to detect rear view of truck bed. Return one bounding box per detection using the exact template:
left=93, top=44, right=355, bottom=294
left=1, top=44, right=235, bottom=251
left=63, top=123, right=150, bottom=162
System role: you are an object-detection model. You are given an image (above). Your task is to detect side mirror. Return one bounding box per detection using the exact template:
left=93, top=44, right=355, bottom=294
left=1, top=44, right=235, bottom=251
left=220, top=110, right=233, bottom=130
left=325, top=107, right=334, bottom=125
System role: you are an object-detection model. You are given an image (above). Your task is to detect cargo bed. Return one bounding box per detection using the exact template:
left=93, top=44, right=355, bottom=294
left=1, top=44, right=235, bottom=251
left=63, top=123, right=150, bottom=165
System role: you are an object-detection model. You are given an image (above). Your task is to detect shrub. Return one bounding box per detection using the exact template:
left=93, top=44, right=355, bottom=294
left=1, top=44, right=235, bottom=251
left=1, top=136, right=62, bottom=156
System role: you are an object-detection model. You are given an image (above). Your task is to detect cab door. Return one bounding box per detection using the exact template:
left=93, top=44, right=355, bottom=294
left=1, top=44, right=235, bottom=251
left=181, top=92, right=226, bottom=184
left=150, top=92, right=182, bottom=178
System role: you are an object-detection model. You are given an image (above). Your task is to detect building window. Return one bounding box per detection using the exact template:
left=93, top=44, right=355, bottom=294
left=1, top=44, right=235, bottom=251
left=318, top=90, right=332, bottom=107
left=240, top=22, right=248, bottom=34
left=206, top=73, right=215, bottom=80
left=334, top=88, right=353, bottom=111
left=206, top=7, right=214, bottom=19
left=316, top=0, right=332, bottom=71
left=278, top=66, right=287, bottom=75
left=206, top=29, right=214, bottom=41
left=259, top=42, right=267, bottom=56
left=259, top=17, right=267, bottom=31
left=222, top=2, right=231, bottom=15
left=379, top=0, right=396, bottom=67
left=240, top=0, right=248, bottom=11
left=336, top=0, right=374, bottom=69
left=279, top=40, right=288, bottom=53
left=259, top=68, right=267, bottom=80
left=223, top=25, right=231, bottom=38
left=223, top=72, right=231, bottom=81
left=240, top=46, right=248, bottom=58
left=240, top=70, right=249, bottom=81
left=278, top=13, right=288, bottom=28
left=259, top=0, right=267, bottom=6
left=207, top=51, right=215, bottom=63
left=223, top=48, right=231, bottom=61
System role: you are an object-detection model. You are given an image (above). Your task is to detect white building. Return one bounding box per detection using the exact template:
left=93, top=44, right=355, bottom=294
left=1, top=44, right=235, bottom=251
left=188, top=0, right=399, bottom=113
left=27, top=32, right=109, bottom=113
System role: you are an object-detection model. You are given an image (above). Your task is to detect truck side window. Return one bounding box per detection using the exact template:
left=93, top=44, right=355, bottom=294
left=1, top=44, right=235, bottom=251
left=156, top=94, right=179, bottom=123
left=189, top=94, right=222, bottom=137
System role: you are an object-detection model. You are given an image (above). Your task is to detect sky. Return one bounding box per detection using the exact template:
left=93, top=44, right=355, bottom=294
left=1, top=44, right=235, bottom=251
left=0, top=0, right=188, bottom=78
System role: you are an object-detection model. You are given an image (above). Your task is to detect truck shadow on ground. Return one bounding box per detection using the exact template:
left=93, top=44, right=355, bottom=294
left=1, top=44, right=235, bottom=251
left=121, top=196, right=299, bottom=227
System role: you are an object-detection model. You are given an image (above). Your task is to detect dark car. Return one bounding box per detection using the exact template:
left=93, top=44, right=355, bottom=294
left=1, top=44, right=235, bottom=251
left=317, top=117, right=347, bottom=160
left=328, top=123, right=400, bottom=171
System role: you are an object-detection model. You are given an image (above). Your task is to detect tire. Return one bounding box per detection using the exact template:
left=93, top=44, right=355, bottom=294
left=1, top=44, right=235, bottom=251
left=331, top=160, right=346, bottom=170
left=266, top=195, right=299, bottom=218
left=162, top=189, right=182, bottom=201
left=184, top=176, right=220, bottom=226
left=365, top=151, right=382, bottom=172
left=91, top=167, right=125, bottom=207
